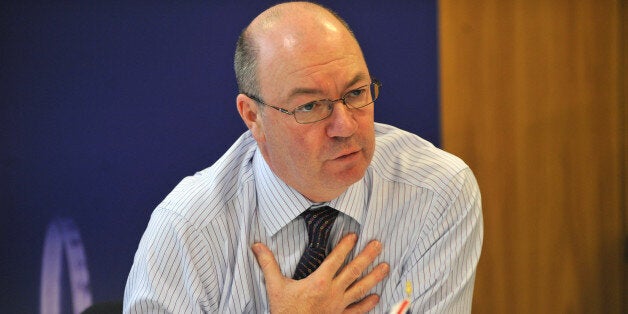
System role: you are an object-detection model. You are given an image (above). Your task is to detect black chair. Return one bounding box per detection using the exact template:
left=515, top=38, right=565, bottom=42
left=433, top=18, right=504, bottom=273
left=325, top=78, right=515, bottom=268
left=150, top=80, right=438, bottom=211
left=81, top=300, right=123, bottom=314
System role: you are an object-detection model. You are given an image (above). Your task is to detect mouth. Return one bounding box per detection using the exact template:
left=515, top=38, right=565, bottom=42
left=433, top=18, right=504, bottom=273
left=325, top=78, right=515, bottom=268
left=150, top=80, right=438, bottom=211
left=333, top=149, right=361, bottom=160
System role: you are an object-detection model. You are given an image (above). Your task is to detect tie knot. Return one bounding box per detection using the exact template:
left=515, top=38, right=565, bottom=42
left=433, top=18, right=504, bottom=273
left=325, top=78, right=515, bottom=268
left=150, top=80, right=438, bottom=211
left=300, top=206, right=339, bottom=248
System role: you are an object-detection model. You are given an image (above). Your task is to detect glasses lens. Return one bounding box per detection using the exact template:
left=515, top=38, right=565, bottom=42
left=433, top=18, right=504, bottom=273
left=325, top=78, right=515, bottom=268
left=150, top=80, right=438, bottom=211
left=293, top=80, right=381, bottom=124
left=371, top=81, right=380, bottom=101
left=346, top=82, right=380, bottom=109
left=294, top=101, right=333, bottom=123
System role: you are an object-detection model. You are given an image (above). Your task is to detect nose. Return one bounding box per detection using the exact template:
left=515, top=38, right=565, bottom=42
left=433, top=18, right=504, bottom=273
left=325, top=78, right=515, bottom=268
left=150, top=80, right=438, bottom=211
left=326, top=102, right=358, bottom=138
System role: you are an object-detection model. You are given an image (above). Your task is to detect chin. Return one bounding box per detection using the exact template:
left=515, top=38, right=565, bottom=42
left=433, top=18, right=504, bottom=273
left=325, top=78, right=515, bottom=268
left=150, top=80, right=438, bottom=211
left=328, top=163, right=369, bottom=188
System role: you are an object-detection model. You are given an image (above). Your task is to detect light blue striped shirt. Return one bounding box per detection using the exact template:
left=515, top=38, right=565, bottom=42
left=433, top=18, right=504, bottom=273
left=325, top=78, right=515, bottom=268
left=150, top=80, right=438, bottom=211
left=124, top=123, right=483, bottom=313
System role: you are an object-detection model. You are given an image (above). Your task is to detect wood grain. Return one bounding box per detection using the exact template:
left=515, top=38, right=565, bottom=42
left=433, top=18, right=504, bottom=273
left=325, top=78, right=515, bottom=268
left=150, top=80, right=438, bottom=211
left=438, top=0, right=626, bottom=312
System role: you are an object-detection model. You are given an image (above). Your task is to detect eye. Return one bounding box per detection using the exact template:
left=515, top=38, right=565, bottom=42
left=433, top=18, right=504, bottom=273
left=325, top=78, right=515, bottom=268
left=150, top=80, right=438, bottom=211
left=297, top=102, right=317, bottom=112
left=346, top=87, right=366, bottom=99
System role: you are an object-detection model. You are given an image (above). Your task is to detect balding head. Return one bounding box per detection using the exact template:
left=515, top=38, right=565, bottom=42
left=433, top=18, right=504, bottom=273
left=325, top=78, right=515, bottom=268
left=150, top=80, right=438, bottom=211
left=234, top=2, right=360, bottom=96
left=234, top=2, right=374, bottom=202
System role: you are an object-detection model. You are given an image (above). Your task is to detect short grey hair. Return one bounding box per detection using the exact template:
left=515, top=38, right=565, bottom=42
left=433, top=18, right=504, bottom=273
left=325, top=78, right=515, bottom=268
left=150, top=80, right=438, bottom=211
left=234, top=27, right=259, bottom=95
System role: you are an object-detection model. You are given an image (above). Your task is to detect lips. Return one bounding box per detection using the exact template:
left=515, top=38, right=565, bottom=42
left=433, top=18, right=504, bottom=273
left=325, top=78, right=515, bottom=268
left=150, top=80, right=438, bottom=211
left=333, top=149, right=360, bottom=160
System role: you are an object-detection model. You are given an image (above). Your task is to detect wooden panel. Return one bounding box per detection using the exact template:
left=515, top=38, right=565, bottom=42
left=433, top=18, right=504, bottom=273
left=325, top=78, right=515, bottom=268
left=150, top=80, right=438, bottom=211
left=438, top=0, right=625, bottom=313
left=623, top=0, right=628, bottom=307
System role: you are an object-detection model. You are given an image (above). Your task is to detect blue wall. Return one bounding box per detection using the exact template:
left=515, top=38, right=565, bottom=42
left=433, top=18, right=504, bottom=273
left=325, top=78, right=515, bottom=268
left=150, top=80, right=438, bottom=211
left=0, top=1, right=439, bottom=312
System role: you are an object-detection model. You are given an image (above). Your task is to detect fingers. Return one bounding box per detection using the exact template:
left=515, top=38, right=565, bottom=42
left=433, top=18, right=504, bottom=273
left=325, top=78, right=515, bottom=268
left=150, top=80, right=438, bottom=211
left=336, top=240, right=384, bottom=289
left=343, top=294, right=380, bottom=314
left=253, top=236, right=387, bottom=313
left=344, top=262, right=389, bottom=305
left=251, top=242, right=284, bottom=288
left=317, top=233, right=358, bottom=274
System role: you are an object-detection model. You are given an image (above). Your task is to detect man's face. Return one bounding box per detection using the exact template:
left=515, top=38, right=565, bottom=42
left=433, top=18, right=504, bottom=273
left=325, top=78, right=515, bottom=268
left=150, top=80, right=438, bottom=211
left=252, top=23, right=375, bottom=202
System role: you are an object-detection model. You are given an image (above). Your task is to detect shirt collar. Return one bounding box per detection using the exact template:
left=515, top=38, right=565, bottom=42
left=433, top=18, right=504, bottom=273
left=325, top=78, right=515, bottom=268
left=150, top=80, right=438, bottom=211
left=328, top=169, right=370, bottom=226
left=253, top=149, right=370, bottom=237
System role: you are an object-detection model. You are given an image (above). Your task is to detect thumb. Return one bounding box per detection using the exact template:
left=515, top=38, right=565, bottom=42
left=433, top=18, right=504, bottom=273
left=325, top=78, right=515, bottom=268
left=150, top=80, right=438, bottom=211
left=251, top=242, right=284, bottom=285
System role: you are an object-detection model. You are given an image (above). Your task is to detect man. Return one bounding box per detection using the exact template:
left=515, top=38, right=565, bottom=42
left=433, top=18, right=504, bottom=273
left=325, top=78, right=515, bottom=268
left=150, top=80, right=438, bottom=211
left=124, top=2, right=482, bottom=313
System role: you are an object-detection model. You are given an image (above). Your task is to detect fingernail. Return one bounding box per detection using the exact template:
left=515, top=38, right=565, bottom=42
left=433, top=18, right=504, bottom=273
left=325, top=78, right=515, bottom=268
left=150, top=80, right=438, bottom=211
left=371, top=240, right=382, bottom=251
left=381, top=263, right=390, bottom=275
left=251, top=243, right=262, bottom=255
left=347, top=233, right=358, bottom=242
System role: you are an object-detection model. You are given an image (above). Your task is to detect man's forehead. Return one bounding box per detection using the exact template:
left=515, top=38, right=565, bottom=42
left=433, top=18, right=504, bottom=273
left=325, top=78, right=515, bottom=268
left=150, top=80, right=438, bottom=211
left=249, top=3, right=368, bottom=99
left=285, top=73, right=370, bottom=98
left=256, top=33, right=368, bottom=101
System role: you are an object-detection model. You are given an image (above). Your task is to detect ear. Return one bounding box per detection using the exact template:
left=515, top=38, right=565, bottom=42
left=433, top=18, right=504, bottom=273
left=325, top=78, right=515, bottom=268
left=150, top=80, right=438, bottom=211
left=237, top=94, right=265, bottom=143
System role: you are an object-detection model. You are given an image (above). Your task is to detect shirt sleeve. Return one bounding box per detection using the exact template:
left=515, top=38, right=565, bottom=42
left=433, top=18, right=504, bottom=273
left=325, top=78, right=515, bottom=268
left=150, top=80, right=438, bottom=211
left=123, top=208, right=218, bottom=313
left=404, top=167, right=484, bottom=313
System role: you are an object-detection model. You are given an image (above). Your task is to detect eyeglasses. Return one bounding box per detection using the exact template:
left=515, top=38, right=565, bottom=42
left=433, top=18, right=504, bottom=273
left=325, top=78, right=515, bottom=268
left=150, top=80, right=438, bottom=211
left=244, top=78, right=381, bottom=124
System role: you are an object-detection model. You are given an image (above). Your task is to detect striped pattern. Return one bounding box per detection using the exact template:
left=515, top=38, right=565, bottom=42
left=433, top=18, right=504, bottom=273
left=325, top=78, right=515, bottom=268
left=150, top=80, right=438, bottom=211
left=292, top=206, right=339, bottom=280
left=123, top=123, right=483, bottom=313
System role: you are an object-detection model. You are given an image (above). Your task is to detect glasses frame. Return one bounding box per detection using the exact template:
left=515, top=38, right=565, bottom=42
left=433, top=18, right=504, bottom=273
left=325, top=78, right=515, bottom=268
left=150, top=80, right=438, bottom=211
left=244, top=78, right=381, bottom=124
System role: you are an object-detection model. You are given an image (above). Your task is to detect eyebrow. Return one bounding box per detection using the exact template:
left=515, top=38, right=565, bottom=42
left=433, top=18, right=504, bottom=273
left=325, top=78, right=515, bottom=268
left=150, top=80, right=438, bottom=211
left=286, top=73, right=370, bottom=100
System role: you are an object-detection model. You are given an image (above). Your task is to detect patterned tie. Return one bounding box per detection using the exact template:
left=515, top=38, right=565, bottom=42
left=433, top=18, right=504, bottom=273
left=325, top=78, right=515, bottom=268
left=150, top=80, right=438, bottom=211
left=292, top=206, right=339, bottom=280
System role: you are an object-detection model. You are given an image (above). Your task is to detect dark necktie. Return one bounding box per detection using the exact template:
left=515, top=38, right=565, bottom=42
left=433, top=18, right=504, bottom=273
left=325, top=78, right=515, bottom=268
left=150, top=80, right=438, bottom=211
left=292, top=206, right=339, bottom=280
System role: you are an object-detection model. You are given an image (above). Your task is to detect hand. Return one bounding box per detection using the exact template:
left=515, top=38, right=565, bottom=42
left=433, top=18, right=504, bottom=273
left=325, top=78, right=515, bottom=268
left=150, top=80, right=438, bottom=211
left=251, top=233, right=389, bottom=314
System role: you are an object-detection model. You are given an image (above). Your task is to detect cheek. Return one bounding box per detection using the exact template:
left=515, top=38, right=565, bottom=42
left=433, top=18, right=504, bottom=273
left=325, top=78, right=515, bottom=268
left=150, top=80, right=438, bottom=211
left=290, top=134, right=321, bottom=161
left=285, top=133, right=328, bottom=173
left=266, top=125, right=317, bottom=163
